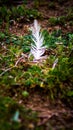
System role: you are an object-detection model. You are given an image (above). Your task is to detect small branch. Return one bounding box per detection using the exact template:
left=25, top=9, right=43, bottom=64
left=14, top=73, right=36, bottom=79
left=52, top=58, right=58, bottom=70
left=0, top=67, right=14, bottom=77
left=37, top=117, right=51, bottom=126
left=1, top=45, right=17, bottom=57
left=15, top=55, right=25, bottom=66
left=0, top=54, right=26, bottom=77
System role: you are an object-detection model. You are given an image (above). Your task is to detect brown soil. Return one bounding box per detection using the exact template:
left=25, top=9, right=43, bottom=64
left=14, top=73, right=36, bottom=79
left=10, top=87, right=73, bottom=129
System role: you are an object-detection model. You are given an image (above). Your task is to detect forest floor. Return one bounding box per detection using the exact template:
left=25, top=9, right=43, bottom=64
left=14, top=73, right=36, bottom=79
left=0, top=0, right=73, bottom=130
left=8, top=0, right=73, bottom=35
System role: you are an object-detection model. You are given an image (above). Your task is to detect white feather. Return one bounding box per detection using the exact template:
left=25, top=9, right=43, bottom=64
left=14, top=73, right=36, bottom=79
left=30, top=19, right=46, bottom=60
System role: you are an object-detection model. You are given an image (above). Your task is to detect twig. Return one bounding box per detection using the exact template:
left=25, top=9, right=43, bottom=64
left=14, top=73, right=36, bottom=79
left=52, top=58, right=58, bottom=70
left=0, top=54, right=26, bottom=77
left=15, top=55, right=25, bottom=66
left=1, top=44, right=17, bottom=57
left=37, top=118, right=49, bottom=126
left=0, top=67, right=14, bottom=77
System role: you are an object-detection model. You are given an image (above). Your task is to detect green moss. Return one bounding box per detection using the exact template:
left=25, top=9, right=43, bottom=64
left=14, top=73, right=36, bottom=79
left=48, top=16, right=66, bottom=26
left=0, top=31, right=73, bottom=107
left=48, top=17, right=58, bottom=26
left=49, top=12, right=73, bottom=26
left=0, top=5, right=42, bottom=22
